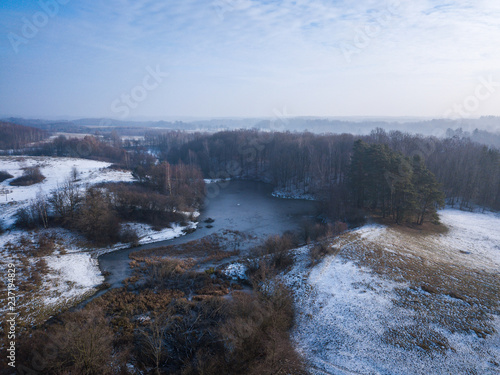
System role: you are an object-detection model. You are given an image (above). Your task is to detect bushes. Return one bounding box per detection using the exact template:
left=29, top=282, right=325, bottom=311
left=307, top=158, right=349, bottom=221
left=301, top=220, right=347, bottom=266
left=246, top=233, right=299, bottom=286
left=309, top=242, right=340, bottom=267
left=10, top=166, right=45, bottom=186
left=300, top=219, right=349, bottom=243
left=15, top=193, right=49, bottom=229
left=17, top=307, right=116, bottom=375
left=75, top=188, right=120, bottom=244
left=106, top=182, right=187, bottom=228
left=48, top=178, right=81, bottom=225
left=36, top=233, right=57, bottom=256
left=262, top=232, right=299, bottom=271
left=119, top=226, right=139, bottom=246
left=0, top=170, right=13, bottom=182
left=220, top=284, right=306, bottom=375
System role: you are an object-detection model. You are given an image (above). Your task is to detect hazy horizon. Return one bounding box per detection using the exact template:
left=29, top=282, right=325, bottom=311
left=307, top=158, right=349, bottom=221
left=1, top=1, right=500, bottom=120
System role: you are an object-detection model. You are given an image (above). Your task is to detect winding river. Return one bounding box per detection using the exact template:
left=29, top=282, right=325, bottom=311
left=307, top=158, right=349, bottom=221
left=95, top=181, right=318, bottom=296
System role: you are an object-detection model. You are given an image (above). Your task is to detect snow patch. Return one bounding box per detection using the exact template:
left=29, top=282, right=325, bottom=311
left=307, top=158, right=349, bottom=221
left=43, top=252, right=104, bottom=306
left=223, top=262, right=247, bottom=280
left=272, top=189, right=317, bottom=201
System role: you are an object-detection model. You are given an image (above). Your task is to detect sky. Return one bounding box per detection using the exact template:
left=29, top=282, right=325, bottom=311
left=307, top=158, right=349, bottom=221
left=0, top=0, right=499, bottom=120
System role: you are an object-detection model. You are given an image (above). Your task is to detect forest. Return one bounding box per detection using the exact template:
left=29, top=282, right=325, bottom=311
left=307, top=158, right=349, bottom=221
left=145, top=128, right=499, bottom=217
left=6, top=123, right=498, bottom=225
left=0, top=122, right=48, bottom=150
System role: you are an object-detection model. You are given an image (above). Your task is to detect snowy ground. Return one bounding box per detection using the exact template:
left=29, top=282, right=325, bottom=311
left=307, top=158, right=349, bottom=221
left=0, top=156, right=134, bottom=228
left=284, top=209, right=500, bottom=375
left=0, top=218, right=198, bottom=326
left=0, top=228, right=106, bottom=326
left=43, top=252, right=104, bottom=306
left=0, top=156, right=199, bottom=325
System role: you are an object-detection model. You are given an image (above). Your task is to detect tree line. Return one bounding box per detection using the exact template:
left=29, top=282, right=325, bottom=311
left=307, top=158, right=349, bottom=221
left=146, top=128, right=498, bottom=222
left=0, top=121, right=48, bottom=150
left=16, top=162, right=204, bottom=245
left=8, top=125, right=499, bottom=223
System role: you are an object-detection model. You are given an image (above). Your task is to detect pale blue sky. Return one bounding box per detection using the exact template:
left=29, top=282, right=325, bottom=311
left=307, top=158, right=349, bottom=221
left=0, top=0, right=499, bottom=119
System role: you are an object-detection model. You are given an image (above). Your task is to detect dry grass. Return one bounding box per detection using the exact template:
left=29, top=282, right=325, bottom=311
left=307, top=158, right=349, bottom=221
left=330, top=227, right=500, bottom=349
left=130, top=233, right=243, bottom=269
left=373, top=214, right=450, bottom=235
left=0, top=231, right=100, bottom=329
left=130, top=235, right=224, bottom=260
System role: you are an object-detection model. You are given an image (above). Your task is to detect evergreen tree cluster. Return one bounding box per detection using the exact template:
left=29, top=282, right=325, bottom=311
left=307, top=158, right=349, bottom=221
left=350, top=140, right=445, bottom=225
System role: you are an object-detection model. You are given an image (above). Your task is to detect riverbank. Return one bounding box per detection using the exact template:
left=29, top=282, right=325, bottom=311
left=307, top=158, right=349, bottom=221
left=0, top=180, right=318, bottom=327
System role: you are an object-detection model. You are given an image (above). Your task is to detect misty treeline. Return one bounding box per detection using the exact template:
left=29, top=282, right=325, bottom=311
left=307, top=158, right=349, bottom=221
left=16, top=162, right=204, bottom=245
left=29, top=134, right=129, bottom=163
left=446, top=127, right=500, bottom=149
left=0, top=121, right=48, bottom=150
left=145, top=128, right=499, bottom=218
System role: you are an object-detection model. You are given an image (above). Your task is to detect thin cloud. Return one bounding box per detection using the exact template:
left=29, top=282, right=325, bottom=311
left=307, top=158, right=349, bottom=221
left=0, top=0, right=499, bottom=117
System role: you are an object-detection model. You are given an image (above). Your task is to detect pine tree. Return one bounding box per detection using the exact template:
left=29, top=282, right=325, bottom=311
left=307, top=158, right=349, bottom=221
left=348, top=141, right=444, bottom=225
left=411, top=155, right=445, bottom=224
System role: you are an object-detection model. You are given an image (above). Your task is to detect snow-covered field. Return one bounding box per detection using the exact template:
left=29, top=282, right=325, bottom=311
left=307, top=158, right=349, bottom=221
left=0, top=156, right=134, bottom=228
left=284, top=209, right=500, bottom=375
left=43, top=252, right=104, bottom=306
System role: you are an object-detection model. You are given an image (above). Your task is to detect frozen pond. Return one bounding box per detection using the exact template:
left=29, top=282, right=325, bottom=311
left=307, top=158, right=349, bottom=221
left=98, top=180, right=319, bottom=289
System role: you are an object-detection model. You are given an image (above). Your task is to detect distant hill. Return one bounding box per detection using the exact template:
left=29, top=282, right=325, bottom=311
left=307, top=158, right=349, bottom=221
left=0, top=121, right=48, bottom=150
left=2, top=116, right=499, bottom=147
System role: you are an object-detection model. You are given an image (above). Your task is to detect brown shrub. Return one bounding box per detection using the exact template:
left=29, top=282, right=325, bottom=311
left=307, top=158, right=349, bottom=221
left=247, top=233, right=299, bottom=286
left=309, top=242, right=339, bottom=266
left=119, top=226, right=139, bottom=246
left=0, top=170, right=13, bottom=182
left=219, top=284, right=306, bottom=375
left=10, top=166, right=45, bottom=186
left=17, top=307, right=115, bottom=375
left=36, top=233, right=56, bottom=256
